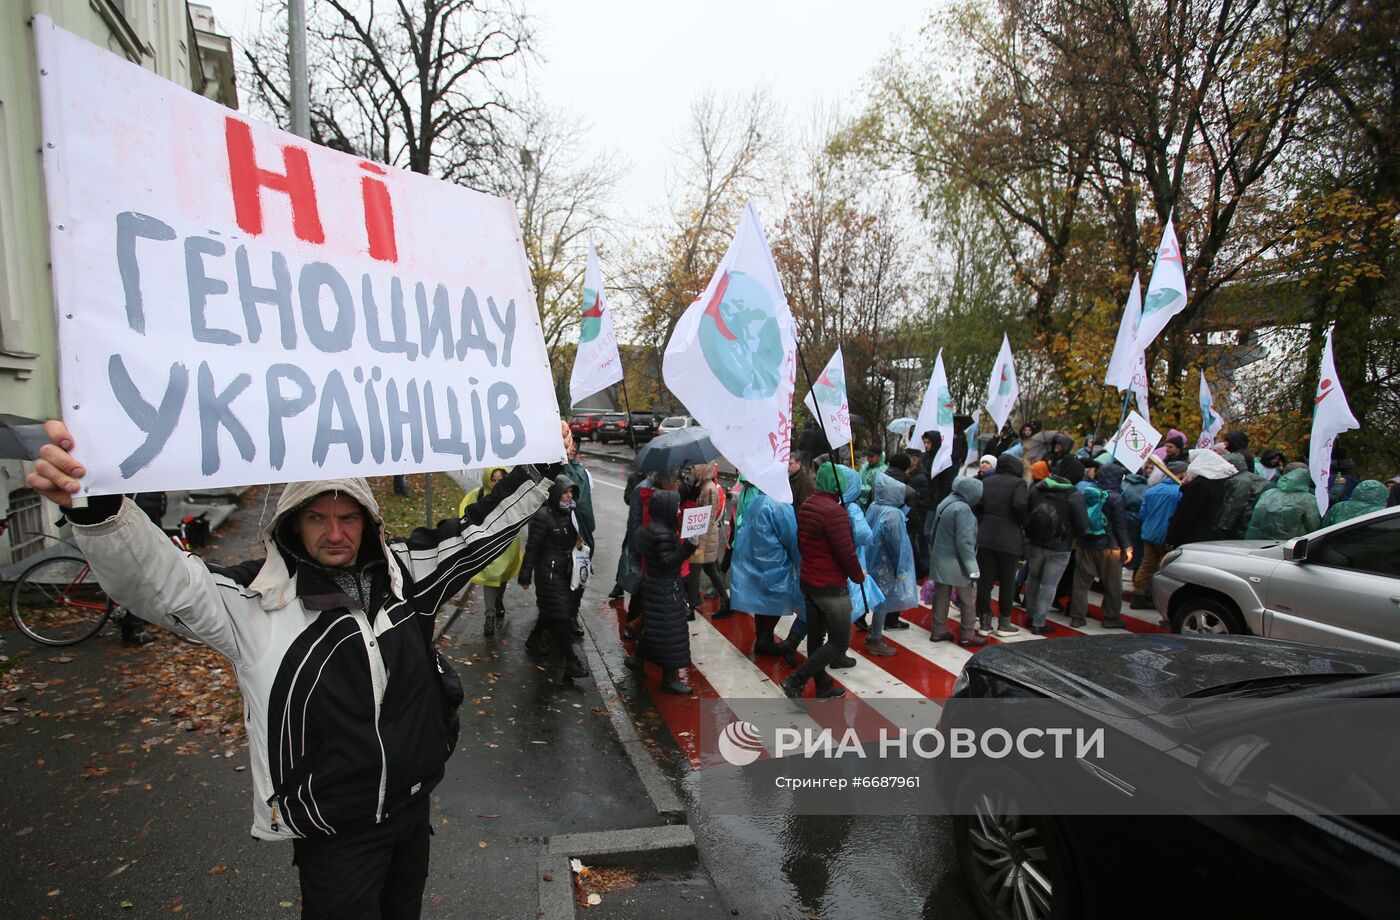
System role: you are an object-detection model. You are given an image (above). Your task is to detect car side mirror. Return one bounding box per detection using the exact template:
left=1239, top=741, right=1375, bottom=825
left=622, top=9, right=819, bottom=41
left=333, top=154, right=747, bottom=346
left=1284, top=537, right=1309, bottom=562
left=1197, top=733, right=1272, bottom=810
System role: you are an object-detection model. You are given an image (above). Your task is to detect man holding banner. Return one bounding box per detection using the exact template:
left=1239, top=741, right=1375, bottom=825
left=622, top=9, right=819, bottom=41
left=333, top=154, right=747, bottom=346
left=26, top=420, right=563, bottom=919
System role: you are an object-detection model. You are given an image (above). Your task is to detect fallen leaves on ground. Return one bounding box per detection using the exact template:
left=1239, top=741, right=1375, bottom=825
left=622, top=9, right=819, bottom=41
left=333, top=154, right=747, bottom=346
left=573, top=862, right=639, bottom=908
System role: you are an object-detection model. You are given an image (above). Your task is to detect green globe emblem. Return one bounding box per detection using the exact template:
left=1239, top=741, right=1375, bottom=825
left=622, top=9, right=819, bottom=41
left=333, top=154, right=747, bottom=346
left=580, top=287, right=604, bottom=343
left=698, top=271, right=784, bottom=400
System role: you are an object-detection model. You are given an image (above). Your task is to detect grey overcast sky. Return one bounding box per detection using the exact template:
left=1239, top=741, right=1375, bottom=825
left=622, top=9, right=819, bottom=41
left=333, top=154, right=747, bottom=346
left=201, top=0, right=934, bottom=218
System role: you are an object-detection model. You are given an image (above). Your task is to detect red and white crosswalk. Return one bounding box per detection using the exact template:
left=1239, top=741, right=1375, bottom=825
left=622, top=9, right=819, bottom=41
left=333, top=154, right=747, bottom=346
left=598, top=581, right=1166, bottom=767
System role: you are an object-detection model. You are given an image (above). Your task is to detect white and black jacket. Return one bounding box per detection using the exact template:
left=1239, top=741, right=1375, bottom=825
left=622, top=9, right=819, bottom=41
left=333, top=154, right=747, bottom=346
left=70, top=466, right=550, bottom=841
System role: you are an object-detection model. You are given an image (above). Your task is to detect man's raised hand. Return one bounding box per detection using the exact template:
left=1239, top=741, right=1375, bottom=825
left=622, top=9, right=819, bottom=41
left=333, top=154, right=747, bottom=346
left=25, top=420, right=85, bottom=509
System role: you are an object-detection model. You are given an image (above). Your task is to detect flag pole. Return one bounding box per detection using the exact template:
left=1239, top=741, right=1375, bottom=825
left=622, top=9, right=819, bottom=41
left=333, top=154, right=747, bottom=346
left=797, top=343, right=872, bottom=620
left=618, top=376, right=638, bottom=451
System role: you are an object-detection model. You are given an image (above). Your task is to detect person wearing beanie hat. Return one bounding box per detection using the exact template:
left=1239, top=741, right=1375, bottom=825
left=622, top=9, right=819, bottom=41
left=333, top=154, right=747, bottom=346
left=1056, top=457, right=1085, bottom=485
left=977, top=454, right=997, bottom=477
left=1030, top=460, right=1050, bottom=481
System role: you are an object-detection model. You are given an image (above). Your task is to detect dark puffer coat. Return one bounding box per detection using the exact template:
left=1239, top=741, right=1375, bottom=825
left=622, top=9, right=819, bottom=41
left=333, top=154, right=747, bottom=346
left=636, top=490, right=697, bottom=669
left=520, top=476, right=581, bottom=622
left=977, top=454, right=1029, bottom=555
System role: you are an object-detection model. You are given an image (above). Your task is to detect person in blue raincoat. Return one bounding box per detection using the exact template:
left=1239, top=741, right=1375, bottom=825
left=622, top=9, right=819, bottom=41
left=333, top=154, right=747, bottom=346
left=779, top=464, right=884, bottom=668
left=862, top=472, right=917, bottom=657
left=728, top=480, right=802, bottom=660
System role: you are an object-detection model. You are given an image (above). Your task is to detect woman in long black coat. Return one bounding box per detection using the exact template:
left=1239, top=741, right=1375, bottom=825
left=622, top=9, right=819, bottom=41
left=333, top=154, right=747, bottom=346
left=625, top=489, right=698, bottom=695
left=520, top=475, right=589, bottom=681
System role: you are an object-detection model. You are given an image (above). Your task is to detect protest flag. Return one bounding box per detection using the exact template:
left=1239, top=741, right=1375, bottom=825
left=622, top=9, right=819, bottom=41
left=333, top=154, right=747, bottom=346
left=1133, top=214, right=1188, bottom=354
left=662, top=201, right=797, bottom=501
left=568, top=242, right=625, bottom=408
left=802, top=346, right=853, bottom=451
left=1309, top=330, right=1360, bottom=518
left=1196, top=372, right=1225, bottom=449
left=914, top=350, right=955, bottom=477
left=984, top=333, right=1019, bottom=430
left=1105, top=275, right=1143, bottom=390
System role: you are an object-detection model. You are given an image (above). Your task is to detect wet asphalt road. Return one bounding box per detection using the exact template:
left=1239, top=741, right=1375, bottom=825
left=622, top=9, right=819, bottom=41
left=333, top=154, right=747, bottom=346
left=581, top=447, right=976, bottom=920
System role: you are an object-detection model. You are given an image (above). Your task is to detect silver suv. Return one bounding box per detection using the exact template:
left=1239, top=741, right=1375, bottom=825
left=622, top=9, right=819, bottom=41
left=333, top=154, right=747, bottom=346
left=1153, top=507, right=1400, bottom=656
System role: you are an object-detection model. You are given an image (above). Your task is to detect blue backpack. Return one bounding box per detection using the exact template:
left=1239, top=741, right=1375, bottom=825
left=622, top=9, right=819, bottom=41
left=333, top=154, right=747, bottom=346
left=1080, top=485, right=1109, bottom=537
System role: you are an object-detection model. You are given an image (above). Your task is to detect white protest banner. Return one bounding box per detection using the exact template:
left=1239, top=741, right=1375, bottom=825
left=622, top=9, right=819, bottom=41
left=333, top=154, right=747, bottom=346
left=984, top=333, right=1019, bottom=430
left=680, top=505, right=713, bottom=540
left=569, top=242, right=624, bottom=407
left=1134, top=214, right=1188, bottom=354
left=1309, top=330, right=1360, bottom=518
left=1196, top=371, right=1225, bottom=449
left=33, top=18, right=560, bottom=496
left=1105, top=275, right=1142, bottom=390
left=913, top=350, right=954, bottom=477
left=802, top=346, right=853, bottom=450
left=663, top=201, right=797, bottom=502
left=1105, top=410, right=1163, bottom=475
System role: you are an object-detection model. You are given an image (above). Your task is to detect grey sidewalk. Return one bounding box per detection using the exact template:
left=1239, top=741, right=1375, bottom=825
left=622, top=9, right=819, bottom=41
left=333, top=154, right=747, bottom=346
left=0, top=481, right=723, bottom=919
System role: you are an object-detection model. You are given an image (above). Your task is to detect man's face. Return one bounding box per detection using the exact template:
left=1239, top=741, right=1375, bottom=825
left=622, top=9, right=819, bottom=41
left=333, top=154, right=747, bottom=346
left=295, top=494, right=366, bottom=568
left=1165, top=443, right=1182, bottom=460
left=867, top=453, right=881, bottom=466
left=788, top=457, right=803, bottom=475
left=1084, top=466, right=1098, bottom=480
left=922, top=437, right=933, bottom=452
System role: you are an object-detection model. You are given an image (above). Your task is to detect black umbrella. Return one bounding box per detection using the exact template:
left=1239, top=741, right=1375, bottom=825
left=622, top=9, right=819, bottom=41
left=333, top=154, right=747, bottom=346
left=0, top=414, right=49, bottom=460
left=634, top=426, right=722, bottom=473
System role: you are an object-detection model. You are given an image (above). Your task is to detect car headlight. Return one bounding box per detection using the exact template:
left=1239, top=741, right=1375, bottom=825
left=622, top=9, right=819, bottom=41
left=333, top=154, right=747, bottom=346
left=950, top=668, right=971, bottom=697
left=1161, top=548, right=1183, bottom=568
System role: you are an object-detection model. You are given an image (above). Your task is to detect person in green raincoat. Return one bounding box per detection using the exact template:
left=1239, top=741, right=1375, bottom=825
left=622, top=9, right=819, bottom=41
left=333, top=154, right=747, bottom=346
left=1323, top=479, right=1389, bottom=527
left=1245, top=467, right=1322, bottom=541
left=857, top=446, right=887, bottom=509
left=459, top=466, right=525, bottom=636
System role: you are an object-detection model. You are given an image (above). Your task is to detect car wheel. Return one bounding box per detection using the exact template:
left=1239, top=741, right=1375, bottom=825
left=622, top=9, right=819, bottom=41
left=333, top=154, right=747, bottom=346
left=1169, top=596, right=1246, bottom=636
left=953, top=767, right=1080, bottom=920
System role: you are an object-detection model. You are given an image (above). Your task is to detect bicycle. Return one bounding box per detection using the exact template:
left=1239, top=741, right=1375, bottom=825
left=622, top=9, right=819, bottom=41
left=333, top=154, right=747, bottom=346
left=8, top=521, right=206, bottom=647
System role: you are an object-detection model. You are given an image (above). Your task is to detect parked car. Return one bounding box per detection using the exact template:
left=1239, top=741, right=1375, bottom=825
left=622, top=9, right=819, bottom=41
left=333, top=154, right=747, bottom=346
left=569, top=412, right=604, bottom=441
left=624, top=412, right=658, bottom=443
left=594, top=412, right=627, bottom=444
left=1152, top=507, right=1400, bottom=656
left=597, top=412, right=657, bottom=445
left=657, top=415, right=698, bottom=435
left=942, top=634, right=1400, bottom=920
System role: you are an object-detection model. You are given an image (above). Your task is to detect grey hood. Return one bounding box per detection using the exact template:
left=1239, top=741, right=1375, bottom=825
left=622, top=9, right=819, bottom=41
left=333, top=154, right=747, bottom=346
left=248, top=477, right=402, bottom=611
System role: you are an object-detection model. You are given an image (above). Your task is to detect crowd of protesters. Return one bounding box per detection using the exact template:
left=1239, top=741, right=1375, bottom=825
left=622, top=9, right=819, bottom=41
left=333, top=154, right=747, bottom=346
left=595, top=416, right=1397, bottom=700
left=19, top=405, right=1395, bottom=916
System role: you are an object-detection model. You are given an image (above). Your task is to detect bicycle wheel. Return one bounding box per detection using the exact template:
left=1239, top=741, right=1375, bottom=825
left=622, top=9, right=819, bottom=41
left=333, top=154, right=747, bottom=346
left=10, top=556, right=113, bottom=646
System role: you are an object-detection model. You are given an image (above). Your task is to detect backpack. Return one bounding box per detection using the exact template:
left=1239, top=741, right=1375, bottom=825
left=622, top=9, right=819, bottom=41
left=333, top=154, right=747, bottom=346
left=1025, top=493, right=1066, bottom=547
left=1081, top=485, right=1109, bottom=537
